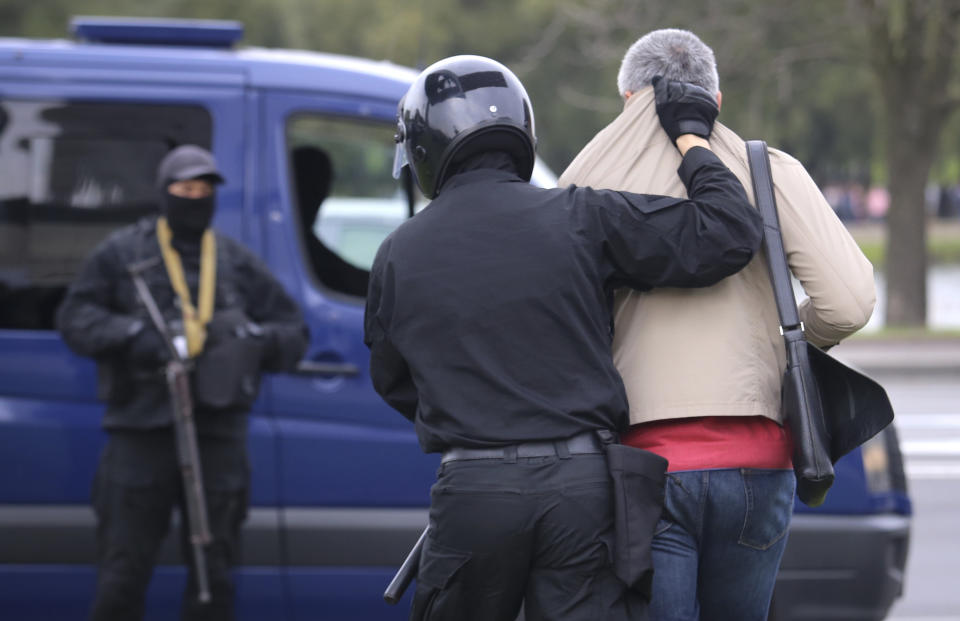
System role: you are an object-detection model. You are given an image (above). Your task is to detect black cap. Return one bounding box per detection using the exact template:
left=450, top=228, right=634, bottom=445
left=157, top=145, right=225, bottom=188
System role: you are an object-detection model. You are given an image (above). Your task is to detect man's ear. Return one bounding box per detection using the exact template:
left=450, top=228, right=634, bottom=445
left=624, top=90, right=633, bottom=100
left=716, top=90, right=722, bottom=110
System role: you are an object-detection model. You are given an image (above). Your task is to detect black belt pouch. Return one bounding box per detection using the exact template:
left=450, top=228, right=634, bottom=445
left=194, top=336, right=265, bottom=410
left=604, top=443, right=668, bottom=598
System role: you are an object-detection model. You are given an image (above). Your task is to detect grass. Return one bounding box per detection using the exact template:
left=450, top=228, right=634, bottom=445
left=840, top=221, right=960, bottom=340
left=849, top=327, right=960, bottom=341
left=848, top=220, right=960, bottom=267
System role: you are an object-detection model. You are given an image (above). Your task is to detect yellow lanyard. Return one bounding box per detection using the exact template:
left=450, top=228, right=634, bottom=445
left=156, top=217, right=217, bottom=357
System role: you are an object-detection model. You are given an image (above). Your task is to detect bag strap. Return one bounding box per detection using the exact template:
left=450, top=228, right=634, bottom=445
left=745, top=140, right=802, bottom=335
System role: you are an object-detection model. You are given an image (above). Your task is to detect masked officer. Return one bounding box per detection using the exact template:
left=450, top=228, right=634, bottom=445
left=56, top=145, right=308, bottom=621
left=365, top=56, right=763, bottom=621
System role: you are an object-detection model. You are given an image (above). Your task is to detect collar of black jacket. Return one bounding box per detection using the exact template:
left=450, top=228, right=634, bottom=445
left=439, top=151, right=522, bottom=194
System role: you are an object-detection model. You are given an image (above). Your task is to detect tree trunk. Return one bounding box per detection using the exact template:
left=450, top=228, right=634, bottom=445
left=860, top=0, right=960, bottom=327
left=883, top=123, right=930, bottom=326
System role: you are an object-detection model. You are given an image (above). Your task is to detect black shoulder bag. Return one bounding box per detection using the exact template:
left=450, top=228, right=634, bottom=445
left=746, top=140, right=895, bottom=507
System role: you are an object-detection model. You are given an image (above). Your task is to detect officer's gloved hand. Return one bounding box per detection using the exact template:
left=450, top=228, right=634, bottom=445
left=238, top=320, right=267, bottom=340
left=126, top=321, right=170, bottom=365
left=206, top=308, right=253, bottom=346
left=652, top=75, right=719, bottom=144
left=205, top=309, right=276, bottom=364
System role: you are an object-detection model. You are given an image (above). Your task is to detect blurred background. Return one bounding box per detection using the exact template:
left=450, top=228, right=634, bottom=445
left=4, top=0, right=960, bottom=332
left=2, top=1, right=958, bottom=619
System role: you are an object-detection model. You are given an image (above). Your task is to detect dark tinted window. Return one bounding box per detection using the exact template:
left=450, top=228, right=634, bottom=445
left=0, top=100, right=211, bottom=330
left=286, top=115, right=421, bottom=298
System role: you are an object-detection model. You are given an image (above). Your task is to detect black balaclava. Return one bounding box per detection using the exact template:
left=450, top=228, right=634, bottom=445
left=162, top=188, right=216, bottom=242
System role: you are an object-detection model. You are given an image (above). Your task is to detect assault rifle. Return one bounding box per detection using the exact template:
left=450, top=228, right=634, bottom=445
left=128, top=258, right=213, bottom=604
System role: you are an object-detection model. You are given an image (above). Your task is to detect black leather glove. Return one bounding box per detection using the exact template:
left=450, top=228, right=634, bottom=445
left=206, top=309, right=274, bottom=354
left=126, top=321, right=170, bottom=365
left=206, top=309, right=254, bottom=346
left=652, top=75, right=719, bottom=144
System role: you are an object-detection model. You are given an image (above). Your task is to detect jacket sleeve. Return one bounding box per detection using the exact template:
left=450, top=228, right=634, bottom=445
left=774, top=154, right=876, bottom=347
left=234, top=245, right=309, bottom=372
left=55, top=239, right=142, bottom=358
left=588, top=146, right=763, bottom=290
left=364, top=246, right=418, bottom=421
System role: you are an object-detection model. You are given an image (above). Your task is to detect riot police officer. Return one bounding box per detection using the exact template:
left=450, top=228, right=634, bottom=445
left=56, top=145, right=308, bottom=621
left=365, top=56, right=763, bottom=621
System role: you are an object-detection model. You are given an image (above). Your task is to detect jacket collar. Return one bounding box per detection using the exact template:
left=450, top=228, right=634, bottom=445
left=439, top=166, right=523, bottom=194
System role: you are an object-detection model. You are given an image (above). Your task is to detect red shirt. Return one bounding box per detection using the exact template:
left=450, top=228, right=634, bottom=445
left=621, top=416, right=793, bottom=472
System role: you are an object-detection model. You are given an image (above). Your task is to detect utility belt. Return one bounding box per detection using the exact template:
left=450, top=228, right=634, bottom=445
left=440, top=430, right=603, bottom=463
left=443, top=428, right=667, bottom=599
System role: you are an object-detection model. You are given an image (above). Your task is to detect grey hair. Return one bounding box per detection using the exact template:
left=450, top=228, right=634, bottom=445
left=617, top=29, right=719, bottom=97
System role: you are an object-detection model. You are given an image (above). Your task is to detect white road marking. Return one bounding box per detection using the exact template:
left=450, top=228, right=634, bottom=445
left=905, top=461, right=960, bottom=479
left=887, top=617, right=960, bottom=621
left=895, top=414, right=960, bottom=428
left=901, top=441, right=960, bottom=456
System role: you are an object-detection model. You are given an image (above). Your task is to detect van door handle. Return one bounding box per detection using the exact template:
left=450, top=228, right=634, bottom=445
left=293, top=360, right=360, bottom=377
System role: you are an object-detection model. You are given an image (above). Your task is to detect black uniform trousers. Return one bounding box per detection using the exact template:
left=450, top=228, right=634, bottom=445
left=89, top=428, right=248, bottom=621
left=412, top=452, right=647, bottom=621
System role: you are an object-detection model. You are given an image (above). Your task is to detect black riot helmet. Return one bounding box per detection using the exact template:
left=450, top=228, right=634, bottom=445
left=392, top=55, right=536, bottom=198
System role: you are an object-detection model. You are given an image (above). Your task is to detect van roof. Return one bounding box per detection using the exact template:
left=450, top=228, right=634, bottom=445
left=0, top=28, right=417, bottom=101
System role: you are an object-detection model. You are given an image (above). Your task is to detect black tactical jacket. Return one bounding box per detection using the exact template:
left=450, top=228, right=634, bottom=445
left=57, top=218, right=308, bottom=437
left=365, top=148, right=763, bottom=453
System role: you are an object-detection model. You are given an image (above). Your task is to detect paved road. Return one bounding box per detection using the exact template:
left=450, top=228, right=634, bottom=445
left=864, top=373, right=960, bottom=621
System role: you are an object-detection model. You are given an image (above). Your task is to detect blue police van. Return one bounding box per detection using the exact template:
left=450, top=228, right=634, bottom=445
left=0, top=17, right=910, bottom=620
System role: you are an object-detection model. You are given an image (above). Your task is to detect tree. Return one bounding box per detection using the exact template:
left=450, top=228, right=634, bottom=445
left=5, top=0, right=959, bottom=329
left=856, top=0, right=960, bottom=326
left=546, top=0, right=958, bottom=327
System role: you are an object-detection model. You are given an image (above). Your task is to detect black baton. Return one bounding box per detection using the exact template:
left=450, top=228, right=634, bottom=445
left=384, top=525, right=429, bottom=604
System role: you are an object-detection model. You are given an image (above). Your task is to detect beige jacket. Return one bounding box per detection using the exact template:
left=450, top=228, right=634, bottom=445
left=559, top=87, right=875, bottom=425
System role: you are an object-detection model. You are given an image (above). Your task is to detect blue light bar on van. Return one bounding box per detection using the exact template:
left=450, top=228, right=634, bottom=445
left=70, top=16, right=244, bottom=48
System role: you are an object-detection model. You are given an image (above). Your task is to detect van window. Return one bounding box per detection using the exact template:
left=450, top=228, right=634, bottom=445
left=0, top=100, right=211, bottom=330
left=287, top=115, right=419, bottom=298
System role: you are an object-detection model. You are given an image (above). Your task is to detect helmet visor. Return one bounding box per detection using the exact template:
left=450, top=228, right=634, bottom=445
left=392, top=141, right=408, bottom=180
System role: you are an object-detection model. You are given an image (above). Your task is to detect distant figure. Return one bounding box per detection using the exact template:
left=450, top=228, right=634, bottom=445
left=866, top=185, right=890, bottom=220
left=938, top=183, right=960, bottom=219
left=560, top=29, right=876, bottom=620
left=291, top=146, right=369, bottom=297
left=825, top=183, right=857, bottom=221
left=57, top=145, right=308, bottom=621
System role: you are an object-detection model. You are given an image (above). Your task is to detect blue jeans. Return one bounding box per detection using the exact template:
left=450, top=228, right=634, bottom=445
left=649, top=469, right=795, bottom=621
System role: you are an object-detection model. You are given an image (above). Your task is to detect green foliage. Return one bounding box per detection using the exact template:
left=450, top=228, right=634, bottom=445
left=5, top=0, right=956, bottom=327
left=4, top=0, right=959, bottom=184
left=851, top=223, right=960, bottom=267
left=848, top=326, right=960, bottom=340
